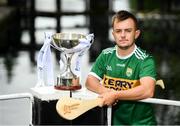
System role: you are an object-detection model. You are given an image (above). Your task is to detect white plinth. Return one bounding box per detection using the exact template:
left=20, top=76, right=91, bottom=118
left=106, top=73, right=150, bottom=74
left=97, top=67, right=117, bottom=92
left=30, top=86, right=98, bottom=101
left=31, top=86, right=70, bottom=101
left=72, top=88, right=98, bottom=99
left=31, top=86, right=111, bottom=125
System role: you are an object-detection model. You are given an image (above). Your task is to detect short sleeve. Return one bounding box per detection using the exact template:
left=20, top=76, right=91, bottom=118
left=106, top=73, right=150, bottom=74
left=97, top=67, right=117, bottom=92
left=139, top=56, right=157, bottom=80
left=90, top=51, right=107, bottom=79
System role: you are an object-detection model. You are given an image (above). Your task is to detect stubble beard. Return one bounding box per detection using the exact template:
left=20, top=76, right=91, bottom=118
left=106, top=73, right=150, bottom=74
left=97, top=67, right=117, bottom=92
left=117, top=41, right=135, bottom=50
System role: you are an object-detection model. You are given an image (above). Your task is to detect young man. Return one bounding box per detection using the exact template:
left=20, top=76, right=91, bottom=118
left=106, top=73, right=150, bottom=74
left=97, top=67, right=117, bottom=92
left=85, top=10, right=157, bottom=125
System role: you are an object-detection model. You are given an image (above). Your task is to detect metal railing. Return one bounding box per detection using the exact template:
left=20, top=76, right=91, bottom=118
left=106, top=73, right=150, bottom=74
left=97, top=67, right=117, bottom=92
left=107, top=97, right=180, bottom=126
left=0, top=93, right=34, bottom=126
left=140, top=98, right=180, bottom=106
left=1, top=92, right=180, bottom=126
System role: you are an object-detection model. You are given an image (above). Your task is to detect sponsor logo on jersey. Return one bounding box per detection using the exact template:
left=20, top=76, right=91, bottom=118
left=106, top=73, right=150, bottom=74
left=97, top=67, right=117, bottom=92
left=102, top=75, right=140, bottom=91
left=126, top=67, right=133, bottom=77
left=106, top=65, right=112, bottom=71
left=116, top=64, right=125, bottom=67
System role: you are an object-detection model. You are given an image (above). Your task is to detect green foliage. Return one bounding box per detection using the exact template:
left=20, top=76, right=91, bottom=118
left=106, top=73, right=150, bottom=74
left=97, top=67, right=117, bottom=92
left=129, top=0, right=161, bottom=11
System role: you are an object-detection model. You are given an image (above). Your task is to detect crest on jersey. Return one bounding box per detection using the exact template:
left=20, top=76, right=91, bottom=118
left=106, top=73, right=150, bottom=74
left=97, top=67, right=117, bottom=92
left=126, top=67, right=133, bottom=77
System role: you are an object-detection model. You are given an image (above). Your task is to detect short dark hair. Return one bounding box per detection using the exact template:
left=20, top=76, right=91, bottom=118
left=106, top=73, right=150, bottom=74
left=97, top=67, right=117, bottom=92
left=112, top=10, right=138, bottom=29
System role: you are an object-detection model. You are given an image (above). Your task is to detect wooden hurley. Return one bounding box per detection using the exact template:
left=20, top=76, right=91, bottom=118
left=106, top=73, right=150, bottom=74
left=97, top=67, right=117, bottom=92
left=56, top=80, right=164, bottom=120
left=156, top=79, right=165, bottom=89
left=56, top=97, right=103, bottom=120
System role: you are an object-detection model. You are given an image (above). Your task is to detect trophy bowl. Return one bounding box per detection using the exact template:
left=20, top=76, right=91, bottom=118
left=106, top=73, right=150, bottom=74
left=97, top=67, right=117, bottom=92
left=51, top=33, right=86, bottom=90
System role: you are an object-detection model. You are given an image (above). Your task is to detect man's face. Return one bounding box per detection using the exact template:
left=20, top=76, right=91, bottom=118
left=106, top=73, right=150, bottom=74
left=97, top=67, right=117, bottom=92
left=112, top=18, right=140, bottom=50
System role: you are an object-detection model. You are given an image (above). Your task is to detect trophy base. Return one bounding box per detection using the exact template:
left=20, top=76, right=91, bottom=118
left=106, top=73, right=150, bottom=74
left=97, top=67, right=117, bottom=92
left=55, top=77, right=81, bottom=90
left=54, top=85, right=81, bottom=90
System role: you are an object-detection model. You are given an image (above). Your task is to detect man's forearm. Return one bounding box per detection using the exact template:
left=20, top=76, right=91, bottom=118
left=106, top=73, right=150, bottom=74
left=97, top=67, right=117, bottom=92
left=114, top=84, right=154, bottom=101
left=85, top=75, right=110, bottom=94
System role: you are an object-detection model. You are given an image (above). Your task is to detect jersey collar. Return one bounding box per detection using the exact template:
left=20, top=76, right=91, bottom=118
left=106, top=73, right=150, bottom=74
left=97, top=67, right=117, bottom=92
left=116, top=45, right=137, bottom=59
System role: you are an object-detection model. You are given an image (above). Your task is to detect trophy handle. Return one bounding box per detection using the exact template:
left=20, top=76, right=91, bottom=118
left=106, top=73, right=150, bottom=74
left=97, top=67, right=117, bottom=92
left=59, top=52, right=76, bottom=77
left=66, top=53, right=76, bottom=78
left=59, top=53, right=67, bottom=74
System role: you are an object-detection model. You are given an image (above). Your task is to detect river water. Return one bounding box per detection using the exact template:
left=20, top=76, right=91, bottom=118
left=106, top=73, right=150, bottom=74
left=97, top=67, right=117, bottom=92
left=1, top=0, right=180, bottom=125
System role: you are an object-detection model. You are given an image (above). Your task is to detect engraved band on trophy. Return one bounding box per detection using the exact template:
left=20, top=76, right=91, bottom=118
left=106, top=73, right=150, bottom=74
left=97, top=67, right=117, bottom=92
left=51, top=33, right=92, bottom=90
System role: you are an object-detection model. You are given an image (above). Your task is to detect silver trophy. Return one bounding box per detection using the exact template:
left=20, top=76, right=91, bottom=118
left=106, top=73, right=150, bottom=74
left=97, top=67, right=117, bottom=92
left=51, top=33, right=91, bottom=90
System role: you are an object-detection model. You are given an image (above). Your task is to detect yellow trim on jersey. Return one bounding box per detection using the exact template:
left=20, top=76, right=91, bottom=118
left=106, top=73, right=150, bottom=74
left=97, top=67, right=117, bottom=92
left=102, top=75, right=140, bottom=91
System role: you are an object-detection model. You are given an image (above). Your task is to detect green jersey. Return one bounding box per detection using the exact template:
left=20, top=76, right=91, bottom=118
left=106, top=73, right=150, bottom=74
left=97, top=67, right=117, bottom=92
left=89, top=45, right=157, bottom=125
